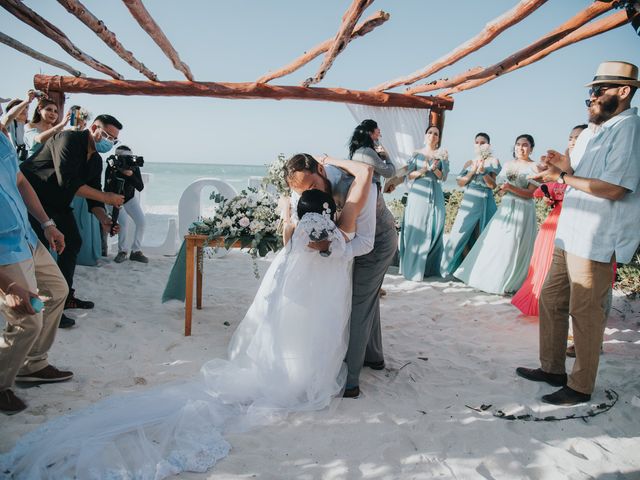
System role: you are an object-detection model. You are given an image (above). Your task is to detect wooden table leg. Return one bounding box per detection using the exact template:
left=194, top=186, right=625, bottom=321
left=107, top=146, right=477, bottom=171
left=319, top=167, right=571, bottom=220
left=196, top=246, right=203, bottom=309
left=185, top=238, right=195, bottom=336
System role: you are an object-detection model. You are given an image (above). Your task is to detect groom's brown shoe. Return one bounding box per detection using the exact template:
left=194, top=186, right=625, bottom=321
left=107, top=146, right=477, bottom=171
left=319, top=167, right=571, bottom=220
left=516, top=367, right=567, bottom=387
left=343, top=386, right=360, bottom=398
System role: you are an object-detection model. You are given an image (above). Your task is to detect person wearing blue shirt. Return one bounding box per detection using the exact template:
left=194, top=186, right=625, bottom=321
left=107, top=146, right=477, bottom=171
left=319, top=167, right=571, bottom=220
left=0, top=132, right=72, bottom=415
left=518, top=61, right=640, bottom=406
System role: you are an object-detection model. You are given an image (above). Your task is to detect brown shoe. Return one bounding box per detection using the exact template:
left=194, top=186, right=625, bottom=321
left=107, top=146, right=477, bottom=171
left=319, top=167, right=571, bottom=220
left=343, top=386, right=360, bottom=398
left=0, top=389, right=27, bottom=415
left=16, top=365, right=73, bottom=383
left=566, top=344, right=576, bottom=358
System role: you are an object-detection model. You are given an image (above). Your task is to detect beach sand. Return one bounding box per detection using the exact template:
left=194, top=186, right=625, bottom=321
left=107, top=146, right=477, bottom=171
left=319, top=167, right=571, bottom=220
left=1, top=251, right=639, bottom=479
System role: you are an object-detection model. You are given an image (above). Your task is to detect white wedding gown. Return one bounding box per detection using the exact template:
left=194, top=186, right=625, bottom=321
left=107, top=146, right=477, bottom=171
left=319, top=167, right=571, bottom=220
left=0, top=215, right=353, bottom=480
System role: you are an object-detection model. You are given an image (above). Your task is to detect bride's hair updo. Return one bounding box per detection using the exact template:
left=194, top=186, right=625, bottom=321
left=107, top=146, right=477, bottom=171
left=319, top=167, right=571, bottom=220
left=297, top=189, right=337, bottom=222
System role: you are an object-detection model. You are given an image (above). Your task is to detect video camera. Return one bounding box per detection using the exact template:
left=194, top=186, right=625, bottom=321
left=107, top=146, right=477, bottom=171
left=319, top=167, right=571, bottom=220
left=106, top=153, right=144, bottom=169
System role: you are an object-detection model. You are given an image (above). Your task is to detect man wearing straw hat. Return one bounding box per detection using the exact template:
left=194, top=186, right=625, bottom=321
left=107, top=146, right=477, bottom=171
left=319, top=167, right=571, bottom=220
left=519, top=61, right=640, bottom=405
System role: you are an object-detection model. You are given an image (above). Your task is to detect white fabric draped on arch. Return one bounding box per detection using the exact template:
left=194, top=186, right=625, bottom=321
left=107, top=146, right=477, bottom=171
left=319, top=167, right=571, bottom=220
left=346, top=104, right=429, bottom=177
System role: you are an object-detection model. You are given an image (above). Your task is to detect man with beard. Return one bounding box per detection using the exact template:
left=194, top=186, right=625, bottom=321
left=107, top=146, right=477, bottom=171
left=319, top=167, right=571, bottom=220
left=518, top=61, right=640, bottom=405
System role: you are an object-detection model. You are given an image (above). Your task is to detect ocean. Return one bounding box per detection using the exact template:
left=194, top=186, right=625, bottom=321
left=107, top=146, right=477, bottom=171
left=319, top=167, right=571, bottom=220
left=136, top=161, right=459, bottom=249
left=141, top=161, right=459, bottom=211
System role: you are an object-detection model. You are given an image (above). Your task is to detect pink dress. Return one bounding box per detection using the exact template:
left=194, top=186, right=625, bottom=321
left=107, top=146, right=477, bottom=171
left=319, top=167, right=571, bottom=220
left=511, top=182, right=565, bottom=316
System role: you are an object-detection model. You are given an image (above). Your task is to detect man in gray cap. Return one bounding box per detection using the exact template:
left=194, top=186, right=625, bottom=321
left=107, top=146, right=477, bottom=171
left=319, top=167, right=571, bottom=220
left=519, top=61, right=640, bottom=405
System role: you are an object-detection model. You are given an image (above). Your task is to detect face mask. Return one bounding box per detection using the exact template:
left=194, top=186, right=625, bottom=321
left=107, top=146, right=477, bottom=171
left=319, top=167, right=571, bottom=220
left=95, top=137, right=114, bottom=153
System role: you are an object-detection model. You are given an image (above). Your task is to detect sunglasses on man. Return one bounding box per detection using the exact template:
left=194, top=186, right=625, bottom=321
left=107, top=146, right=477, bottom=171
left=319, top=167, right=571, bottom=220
left=584, top=84, right=621, bottom=107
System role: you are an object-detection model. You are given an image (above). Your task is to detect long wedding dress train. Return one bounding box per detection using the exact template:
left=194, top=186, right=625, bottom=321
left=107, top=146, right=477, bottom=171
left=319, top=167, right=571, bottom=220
left=0, top=215, right=353, bottom=479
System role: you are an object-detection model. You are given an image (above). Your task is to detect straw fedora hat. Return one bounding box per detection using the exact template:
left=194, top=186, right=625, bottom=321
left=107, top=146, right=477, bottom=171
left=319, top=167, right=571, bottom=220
left=585, top=61, right=640, bottom=87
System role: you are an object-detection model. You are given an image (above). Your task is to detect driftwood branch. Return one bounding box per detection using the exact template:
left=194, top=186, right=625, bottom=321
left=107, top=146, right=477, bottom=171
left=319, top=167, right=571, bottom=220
left=371, top=0, right=548, bottom=92
left=122, top=0, right=194, bottom=81
left=57, top=0, right=157, bottom=81
left=33, top=74, right=454, bottom=111
left=258, top=10, right=389, bottom=84
left=0, top=0, right=123, bottom=79
left=302, top=0, right=374, bottom=87
left=440, top=9, right=631, bottom=96
left=407, top=1, right=615, bottom=94
left=0, top=31, right=85, bottom=77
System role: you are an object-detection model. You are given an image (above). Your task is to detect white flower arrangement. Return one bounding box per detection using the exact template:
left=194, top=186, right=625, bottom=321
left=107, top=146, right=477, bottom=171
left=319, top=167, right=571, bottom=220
left=435, top=148, right=449, bottom=162
left=263, top=153, right=289, bottom=196
left=189, top=187, right=283, bottom=276
left=474, top=144, right=493, bottom=162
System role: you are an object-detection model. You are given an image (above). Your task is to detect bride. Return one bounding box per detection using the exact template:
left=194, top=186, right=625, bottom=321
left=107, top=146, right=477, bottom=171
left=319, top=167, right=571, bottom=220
left=0, top=155, right=373, bottom=479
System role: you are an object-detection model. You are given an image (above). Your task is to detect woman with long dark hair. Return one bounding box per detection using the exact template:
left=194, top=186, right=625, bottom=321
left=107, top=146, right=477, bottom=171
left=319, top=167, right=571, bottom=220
left=348, top=119, right=395, bottom=186
left=399, top=125, right=449, bottom=280
left=454, top=134, right=538, bottom=294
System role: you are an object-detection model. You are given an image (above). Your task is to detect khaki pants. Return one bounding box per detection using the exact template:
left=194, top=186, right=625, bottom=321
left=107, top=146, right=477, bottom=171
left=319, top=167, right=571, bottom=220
left=0, top=242, right=68, bottom=390
left=539, top=247, right=614, bottom=394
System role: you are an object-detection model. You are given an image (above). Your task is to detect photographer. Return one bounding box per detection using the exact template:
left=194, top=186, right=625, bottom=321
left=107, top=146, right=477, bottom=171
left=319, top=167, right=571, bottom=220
left=105, top=145, right=148, bottom=264
left=20, top=114, right=125, bottom=324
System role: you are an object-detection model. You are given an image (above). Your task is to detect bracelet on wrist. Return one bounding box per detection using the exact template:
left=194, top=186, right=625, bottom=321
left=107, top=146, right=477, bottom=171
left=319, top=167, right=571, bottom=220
left=41, top=219, right=56, bottom=229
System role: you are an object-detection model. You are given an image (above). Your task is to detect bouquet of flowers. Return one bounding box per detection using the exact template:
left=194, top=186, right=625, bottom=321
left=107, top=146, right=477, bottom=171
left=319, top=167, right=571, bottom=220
left=430, top=148, right=449, bottom=170
left=505, top=169, right=519, bottom=184
left=474, top=144, right=492, bottom=162
left=189, top=187, right=283, bottom=276
left=263, top=153, right=289, bottom=196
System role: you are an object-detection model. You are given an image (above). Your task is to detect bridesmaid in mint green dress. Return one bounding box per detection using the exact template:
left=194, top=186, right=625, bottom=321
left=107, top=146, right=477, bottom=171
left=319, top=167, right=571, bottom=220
left=454, top=134, right=538, bottom=294
left=399, top=125, right=449, bottom=281
left=441, top=133, right=501, bottom=276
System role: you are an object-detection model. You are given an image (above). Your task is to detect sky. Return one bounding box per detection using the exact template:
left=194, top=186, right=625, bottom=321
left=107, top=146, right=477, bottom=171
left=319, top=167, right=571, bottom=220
left=1, top=1, right=638, bottom=172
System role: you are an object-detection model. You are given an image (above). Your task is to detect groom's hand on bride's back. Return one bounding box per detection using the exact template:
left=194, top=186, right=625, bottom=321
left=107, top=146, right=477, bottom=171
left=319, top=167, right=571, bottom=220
left=308, top=239, right=331, bottom=251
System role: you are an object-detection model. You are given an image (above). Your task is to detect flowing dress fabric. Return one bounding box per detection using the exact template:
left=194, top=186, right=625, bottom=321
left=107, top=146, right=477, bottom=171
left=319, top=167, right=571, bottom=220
left=0, top=218, right=354, bottom=480
left=511, top=183, right=565, bottom=316
left=453, top=162, right=537, bottom=295
left=440, top=162, right=502, bottom=276
left=72, top=196, right=102, bottom=266
left=399, top=153, right=449, bottom=281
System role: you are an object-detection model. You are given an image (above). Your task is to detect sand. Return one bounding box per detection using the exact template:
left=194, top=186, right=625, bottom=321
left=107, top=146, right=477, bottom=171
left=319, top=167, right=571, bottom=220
left=1, top=250, right=639, bottom=479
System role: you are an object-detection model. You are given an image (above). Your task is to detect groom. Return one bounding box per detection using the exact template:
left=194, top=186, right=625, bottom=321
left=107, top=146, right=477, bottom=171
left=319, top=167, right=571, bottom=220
left=286, top=153, right=397, bottom=398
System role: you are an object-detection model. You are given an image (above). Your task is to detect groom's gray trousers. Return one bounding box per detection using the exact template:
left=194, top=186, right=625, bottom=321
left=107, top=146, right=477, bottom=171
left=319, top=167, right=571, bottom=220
left=345, top=196, right=397, bottom=387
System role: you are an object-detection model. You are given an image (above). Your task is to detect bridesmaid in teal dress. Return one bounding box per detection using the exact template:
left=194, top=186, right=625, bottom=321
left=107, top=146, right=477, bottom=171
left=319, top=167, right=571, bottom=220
left=454, top=134, right=538, bottom=294
left=441, top=133, right=501, bottom=276
left=399, top=125, right=449, bottom=280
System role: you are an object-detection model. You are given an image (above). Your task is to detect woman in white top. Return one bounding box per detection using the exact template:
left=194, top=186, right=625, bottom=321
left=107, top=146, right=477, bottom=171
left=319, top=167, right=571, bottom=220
left=23, top=97, right=70, bottom=156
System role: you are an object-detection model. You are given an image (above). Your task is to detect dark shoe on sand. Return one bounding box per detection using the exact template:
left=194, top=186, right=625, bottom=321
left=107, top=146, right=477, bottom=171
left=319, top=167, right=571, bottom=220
left=516, top=367, right=567, bottom=387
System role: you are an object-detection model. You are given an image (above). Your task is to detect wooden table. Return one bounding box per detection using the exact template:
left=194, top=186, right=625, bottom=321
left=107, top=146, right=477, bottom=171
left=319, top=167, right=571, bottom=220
left=184, top=234, right=233, bottom=336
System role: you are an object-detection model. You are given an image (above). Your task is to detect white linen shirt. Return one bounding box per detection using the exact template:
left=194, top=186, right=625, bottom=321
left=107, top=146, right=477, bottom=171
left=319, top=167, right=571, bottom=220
left=555, top=107, right=640, bottom=264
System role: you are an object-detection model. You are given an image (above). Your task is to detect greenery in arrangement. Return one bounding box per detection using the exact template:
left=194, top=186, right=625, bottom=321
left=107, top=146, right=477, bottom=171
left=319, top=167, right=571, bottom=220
left=617, top=248, right=640, bottom=298
left=189, top=187, right=283, bottom=276
left=263, top=153, right=289, bottom=196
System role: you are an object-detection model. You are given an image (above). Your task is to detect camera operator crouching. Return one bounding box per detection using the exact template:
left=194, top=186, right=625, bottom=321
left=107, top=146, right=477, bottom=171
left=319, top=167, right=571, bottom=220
left=105, top=145, right=148, bottom=263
